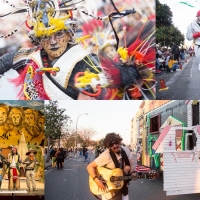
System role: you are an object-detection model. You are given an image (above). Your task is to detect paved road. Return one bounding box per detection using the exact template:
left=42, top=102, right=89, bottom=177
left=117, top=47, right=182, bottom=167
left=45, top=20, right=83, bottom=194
left=156, top=56, right=200, bottom=99
left=45, top=152, right=200, bottom=200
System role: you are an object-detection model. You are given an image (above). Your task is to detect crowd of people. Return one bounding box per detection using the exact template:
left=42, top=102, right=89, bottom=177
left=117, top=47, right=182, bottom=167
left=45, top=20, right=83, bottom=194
left=156, top=43, right=194, bottom=74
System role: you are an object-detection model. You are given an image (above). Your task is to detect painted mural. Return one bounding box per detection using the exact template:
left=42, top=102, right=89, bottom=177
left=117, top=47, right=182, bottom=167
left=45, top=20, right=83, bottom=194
left=0, top=101, right=44, bottom=148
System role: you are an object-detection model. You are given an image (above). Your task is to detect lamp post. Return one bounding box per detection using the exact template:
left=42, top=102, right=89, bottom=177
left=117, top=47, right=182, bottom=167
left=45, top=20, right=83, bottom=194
left=74, top=113, right=88, bottom=151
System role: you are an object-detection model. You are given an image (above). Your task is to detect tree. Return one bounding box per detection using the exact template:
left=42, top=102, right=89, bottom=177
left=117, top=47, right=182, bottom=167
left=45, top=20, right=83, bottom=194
left=98, top=138, right=105, bottom=147
left=45, top=100, right=71, bottom=161
left=156, top=25, right=185, bottom=47
left=78, top=127, right=97, bottom=146
left=156, top=0, right=173, bottom=28
left=156, top=0, right=185, bottom=46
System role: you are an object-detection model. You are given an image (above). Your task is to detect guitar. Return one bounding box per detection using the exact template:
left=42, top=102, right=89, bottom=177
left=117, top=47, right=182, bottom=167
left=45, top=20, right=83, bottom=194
left=89, top=167, right=159, bottom=195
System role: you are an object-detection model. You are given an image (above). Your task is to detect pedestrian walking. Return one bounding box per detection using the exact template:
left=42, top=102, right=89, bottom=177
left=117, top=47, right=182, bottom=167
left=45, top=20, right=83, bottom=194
left=55, top=148, right=65, bottom=170
left=50, top=148, right=56, bottom=169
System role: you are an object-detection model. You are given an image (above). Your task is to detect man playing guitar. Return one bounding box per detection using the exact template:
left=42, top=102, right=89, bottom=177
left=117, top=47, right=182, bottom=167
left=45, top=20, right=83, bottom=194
left=87, top=133, right=135, bottom=200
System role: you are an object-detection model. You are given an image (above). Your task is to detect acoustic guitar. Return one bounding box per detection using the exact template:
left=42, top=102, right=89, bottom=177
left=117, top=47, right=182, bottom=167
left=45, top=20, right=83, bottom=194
left=89, top=167, right=159, bottom=195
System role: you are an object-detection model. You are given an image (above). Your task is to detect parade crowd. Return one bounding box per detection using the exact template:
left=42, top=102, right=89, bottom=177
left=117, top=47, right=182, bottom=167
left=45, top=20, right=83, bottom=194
left=156, top=43, right=194, bottom=74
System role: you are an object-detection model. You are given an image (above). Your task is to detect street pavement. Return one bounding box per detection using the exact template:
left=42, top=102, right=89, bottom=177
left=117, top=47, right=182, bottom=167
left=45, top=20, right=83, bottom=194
left=156, top=55, right=200, bottom=99
left=45, top=151, right=200, bottom=200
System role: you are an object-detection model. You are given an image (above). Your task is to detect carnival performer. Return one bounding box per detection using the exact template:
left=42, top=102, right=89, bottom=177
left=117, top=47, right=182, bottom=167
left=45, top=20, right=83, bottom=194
left=0, top=0, right=142, bottom=100
left=186, top=10, right=200, bottom=67
left=7, top=147, right=21, bottom=190
left=87, top=133, right=135, bottom=200
left=22, top=149, right=40, bottom=191
left=0, top=148, right=7, bottom=190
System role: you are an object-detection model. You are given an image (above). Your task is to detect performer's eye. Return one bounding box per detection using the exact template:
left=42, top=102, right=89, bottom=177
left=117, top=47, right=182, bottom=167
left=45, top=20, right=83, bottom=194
left=41, top=36, right=49, bottom=42
left=55, top=31, right=64, bottom=38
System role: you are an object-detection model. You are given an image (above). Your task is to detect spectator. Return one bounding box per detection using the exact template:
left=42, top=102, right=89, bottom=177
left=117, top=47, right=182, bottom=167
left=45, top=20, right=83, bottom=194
left=168, top=56, right=180, bottom=72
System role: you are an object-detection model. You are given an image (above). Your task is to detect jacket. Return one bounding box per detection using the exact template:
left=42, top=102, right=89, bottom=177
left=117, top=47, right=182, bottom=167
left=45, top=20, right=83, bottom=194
left=186, top=20, right=200, bottom=45
left=168, top=59, right=177, bottom=68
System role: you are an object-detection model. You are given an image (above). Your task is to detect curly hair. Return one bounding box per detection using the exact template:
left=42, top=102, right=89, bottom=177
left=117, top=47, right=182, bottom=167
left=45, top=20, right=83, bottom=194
left=103, top=133, right=123, bottom=148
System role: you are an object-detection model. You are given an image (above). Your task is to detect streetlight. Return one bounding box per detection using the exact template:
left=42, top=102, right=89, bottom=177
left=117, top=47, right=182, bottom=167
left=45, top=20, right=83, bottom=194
left=74, top=113, right=88, bottom=151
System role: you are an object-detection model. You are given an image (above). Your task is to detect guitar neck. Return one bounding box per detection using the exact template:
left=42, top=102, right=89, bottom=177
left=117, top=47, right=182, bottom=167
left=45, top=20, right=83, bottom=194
left=119, top=173, right=146, bottom=181
left=111, top=171, right=157, bottom=182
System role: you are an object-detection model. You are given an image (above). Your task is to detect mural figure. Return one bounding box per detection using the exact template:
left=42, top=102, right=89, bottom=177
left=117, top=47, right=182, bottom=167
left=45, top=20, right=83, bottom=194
left=6, top=107, right=24, bottom=145
left=0, top=104, right=9, bottom=141
left=21, top=109, right=40, bottom=143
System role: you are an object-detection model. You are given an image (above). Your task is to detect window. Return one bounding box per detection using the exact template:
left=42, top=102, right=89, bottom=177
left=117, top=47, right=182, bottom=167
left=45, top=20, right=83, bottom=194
left=187, top=135, right=193, bottom=150
left=150, top=115, right=160, bottom=134
left=192, top=102, right=199, bottom=125
left=185, top=131, right=196, bottom=151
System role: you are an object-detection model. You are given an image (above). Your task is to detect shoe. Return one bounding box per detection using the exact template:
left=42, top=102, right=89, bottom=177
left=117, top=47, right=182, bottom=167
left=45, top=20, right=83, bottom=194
left=28, top=187, right=30, bottom=191
left=171, top=70, right=173, bottom=72
left=176, top=69, right=181, bottom=71
left=33, top=188, right=37, bottom=191
left=157, top=70, right=162, bottom=73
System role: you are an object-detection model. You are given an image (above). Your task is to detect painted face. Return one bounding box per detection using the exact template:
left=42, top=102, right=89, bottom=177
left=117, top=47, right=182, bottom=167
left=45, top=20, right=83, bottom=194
left=25, top=113, right=35, bottom=126
left=40, top=30, right=70, bottom=61
left=11, top=113, right=22, bottom=126
left=0, top=107, right=7, bottom=125
left=38, top=117, right=45, bottom=130
left=103, top=45, right=117, bottom=59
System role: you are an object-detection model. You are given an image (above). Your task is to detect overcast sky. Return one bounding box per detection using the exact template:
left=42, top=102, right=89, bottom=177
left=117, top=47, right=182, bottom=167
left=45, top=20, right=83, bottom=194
left=159, top=0, right=200, bottom=47
left=52, top=100, right=143, bottom=144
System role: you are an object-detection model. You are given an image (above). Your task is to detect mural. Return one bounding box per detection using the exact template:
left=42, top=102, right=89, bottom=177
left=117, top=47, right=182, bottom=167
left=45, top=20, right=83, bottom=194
left=0, top=101, right=44, bottom=148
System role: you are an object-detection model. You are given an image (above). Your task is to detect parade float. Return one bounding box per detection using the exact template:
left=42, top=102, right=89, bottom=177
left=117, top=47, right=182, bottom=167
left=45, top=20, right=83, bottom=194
left=152, top=125, right=200, bottom=195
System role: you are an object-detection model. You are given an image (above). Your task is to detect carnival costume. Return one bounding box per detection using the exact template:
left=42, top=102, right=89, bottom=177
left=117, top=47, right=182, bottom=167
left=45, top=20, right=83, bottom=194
left=186, top=11, right=200, bottom=64
left=22, top=149, right=39, bottom=191
left=7, top=148, right=21, bottom=190
left=0, top=0, right=146, bottom=100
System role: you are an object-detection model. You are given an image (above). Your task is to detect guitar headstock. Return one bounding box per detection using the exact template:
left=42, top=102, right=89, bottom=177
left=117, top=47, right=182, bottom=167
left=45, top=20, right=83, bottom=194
left=145, top=171, right=159, bottom=180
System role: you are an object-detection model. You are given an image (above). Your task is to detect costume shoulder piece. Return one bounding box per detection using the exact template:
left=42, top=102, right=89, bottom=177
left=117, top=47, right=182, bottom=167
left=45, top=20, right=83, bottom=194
left=13, top=47, right=37, bottom=71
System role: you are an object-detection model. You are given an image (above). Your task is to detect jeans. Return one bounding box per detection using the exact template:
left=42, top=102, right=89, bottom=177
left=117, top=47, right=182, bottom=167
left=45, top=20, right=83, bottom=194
left=180, top=52, right=185, bottom=60
left=170, top=63, right=179, bottom=71
left=156, top=58, right=160, bottom=71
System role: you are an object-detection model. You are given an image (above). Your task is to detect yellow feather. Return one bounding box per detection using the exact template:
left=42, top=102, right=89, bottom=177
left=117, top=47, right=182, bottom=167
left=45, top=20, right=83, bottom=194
left=117, top=47, right=128, bottom=61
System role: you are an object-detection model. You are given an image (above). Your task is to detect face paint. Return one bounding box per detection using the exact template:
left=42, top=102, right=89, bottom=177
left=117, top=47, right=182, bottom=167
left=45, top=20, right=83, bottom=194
left=103, top=45, right=117, bottom=59
left=41, top=30, right=70, bottom=61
